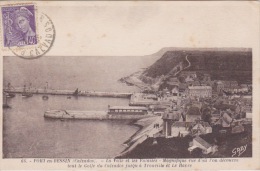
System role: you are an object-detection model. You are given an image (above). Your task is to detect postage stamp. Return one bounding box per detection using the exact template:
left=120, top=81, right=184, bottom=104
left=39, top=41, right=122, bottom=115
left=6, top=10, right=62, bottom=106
left=1, top=3, right=55, bottom=59
left=2, top=5, right=37, bottom=47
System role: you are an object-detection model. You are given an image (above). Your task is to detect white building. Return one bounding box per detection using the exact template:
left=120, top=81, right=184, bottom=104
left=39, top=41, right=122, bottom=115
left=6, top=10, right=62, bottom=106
left=188, top=86, right=212, bottom=98
left=191, top=122, right=212, bottom=135
left=171, top=122, right=192, bottom=137
left=188, top=136, right=217, bottom=154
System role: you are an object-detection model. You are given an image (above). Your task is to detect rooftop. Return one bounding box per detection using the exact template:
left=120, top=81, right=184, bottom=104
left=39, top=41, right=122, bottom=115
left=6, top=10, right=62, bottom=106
left=188, top=86, right=212, bottom=90
left=222, top=113, right=233, bottom=124
left=186, top=106, right=201, bottom=115
left=109, top=106, right=148, bottom=110
left=172, top=121, right=193, bottom=127
left=213, top=103, right=237, bottom=111
left=162, top=112, right=181, bottom=120
left=193, top=122, right=211, bottom=129
left=194, top=136, right=212, bottom=149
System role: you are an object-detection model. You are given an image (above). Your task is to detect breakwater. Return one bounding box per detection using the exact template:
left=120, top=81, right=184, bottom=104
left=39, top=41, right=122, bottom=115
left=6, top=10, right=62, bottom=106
left=4, top=88, right=133, bottom=98
left=44, top=110, right=154, bottom=120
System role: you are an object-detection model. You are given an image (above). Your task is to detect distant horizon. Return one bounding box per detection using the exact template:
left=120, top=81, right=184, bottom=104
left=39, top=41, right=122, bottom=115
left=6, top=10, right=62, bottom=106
left=3, top=47, right=252, bottom=59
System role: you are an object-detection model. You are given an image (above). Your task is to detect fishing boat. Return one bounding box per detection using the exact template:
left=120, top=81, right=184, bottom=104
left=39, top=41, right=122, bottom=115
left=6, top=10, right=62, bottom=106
left=22, top=84, right=33, bottom=98
left=3, top=103, right=10, bottom=108
left=42, top=95, right=49, bottom=100
left=3, top=93, right=10, bottom=108
left=6, top=93, right=15, bottom=98
left=22, top=92, right=33, bottom=98
left=73, top=88, right=79, bottom=96
left=5, top=83, right=16, bottom=98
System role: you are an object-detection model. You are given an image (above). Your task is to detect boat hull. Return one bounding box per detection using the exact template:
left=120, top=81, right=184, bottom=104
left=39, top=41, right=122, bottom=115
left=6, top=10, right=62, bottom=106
left=22, top=93, right=33, bottom=97
left=6, top=93, right=15, bottom=98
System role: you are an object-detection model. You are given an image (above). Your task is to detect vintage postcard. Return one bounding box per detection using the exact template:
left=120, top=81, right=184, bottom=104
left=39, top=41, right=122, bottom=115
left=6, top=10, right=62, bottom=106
left=0, top=1, right=259, bottom=170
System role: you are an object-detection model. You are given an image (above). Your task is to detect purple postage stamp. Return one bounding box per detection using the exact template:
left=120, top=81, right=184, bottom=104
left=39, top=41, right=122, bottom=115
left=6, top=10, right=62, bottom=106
left=1, top=5, right=37, bottom=47
left=1, top=4, right=55, bottom=59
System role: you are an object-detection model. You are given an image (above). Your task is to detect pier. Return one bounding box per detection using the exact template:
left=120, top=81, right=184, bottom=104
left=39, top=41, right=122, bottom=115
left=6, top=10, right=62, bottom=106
left=44, top=109, right=154, bottom=120
left=130, top=93, right=172, bottom=106
left=3, top=87, right=133, bottom=98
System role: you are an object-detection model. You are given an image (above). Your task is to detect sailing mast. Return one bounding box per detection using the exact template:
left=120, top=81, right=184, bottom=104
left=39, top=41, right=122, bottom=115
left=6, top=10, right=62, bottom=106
left=42, top=82, right=49, bottom=100
left=6, top=83, right=15, bottom=98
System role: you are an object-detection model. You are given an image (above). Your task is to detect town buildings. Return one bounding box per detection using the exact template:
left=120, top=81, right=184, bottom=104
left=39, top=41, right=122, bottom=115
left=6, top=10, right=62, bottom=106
left=191, top=121, right=212, bottom=135
left=170, top=121, right=192, bottom=137
left=166, top=77, right=180, bottom=90
left=129, top=70, right=252, bottom=152
left=214, top=81, right=224, bottom=93
left=215, top=112, right=233, bottom=127
left=185, top=106, right=201, bottom=122
left=188, top=136, right=217, bottom=154
left=188, top=86, right=212, bottom=98
left=162, top=109, right=182, bottom=138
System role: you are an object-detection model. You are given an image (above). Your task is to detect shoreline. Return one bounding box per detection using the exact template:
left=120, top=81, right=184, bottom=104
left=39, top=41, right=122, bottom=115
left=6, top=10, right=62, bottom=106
left=115, top=116, right=162, bottom=158
left=123, top=118, right=148, bottom=145
left=119, top=70, right=153, bottom=91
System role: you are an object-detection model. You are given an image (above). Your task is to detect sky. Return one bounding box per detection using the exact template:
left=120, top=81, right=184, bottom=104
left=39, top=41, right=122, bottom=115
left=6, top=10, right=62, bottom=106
left=33, top=1, right=260, bottom=56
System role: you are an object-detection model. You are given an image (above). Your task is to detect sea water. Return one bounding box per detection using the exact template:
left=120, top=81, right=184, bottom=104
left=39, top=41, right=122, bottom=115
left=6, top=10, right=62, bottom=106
left=3, top=55, right=155, bottom=158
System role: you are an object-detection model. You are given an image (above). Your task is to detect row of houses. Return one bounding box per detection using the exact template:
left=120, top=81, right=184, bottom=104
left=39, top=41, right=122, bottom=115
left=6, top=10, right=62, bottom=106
left=165, top=74, right=251, bottom=98
left=162, top=107, right=212, bottom=138
left=161, top=102, right=249, bottom=138
left=161, top=108, right=248, bottom=154
left=214, top=81, right=251, bottom=94
left=187, top=86, right=212, bottom=98
left=163, top=119, right=212, bottom=138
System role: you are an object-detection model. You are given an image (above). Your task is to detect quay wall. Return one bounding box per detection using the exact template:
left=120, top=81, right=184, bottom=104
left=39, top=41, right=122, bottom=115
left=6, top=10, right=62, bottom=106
left=4, top=88, right=132, bottom=98
left=129, top=100, right=172, bottom=106
left=44, top=110, right=154, bottom=120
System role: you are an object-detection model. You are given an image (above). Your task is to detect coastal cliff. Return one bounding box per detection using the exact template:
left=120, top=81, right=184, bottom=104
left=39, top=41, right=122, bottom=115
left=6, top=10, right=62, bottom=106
left=120, top=48, right=252, bottom=91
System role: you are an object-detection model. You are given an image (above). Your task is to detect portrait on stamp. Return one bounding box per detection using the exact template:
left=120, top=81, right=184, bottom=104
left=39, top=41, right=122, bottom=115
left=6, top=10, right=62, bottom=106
left=1, top=5, right=37, bottom=47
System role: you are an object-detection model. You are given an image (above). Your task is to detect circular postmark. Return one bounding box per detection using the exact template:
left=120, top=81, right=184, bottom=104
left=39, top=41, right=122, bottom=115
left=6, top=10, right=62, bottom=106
left=8, top=12, right=55, bottom=59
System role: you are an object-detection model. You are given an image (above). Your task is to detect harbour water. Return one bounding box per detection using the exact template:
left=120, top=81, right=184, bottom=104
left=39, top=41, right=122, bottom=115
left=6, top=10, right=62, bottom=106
left=3, top=55, right=156, bottom=158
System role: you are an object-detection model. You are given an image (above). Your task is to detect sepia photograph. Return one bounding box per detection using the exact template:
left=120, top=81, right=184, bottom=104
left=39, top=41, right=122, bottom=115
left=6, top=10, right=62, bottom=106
left=3, top=48, right=252, bottom=159
left=0, top=1, right=259, bottom=170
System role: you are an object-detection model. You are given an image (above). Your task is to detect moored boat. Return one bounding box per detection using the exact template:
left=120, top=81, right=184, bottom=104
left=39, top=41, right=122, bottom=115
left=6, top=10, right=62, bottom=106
left=22, top=92, right=33, bottom=98
left=5, top=83, right=16, bottom=98
left=6, top=93, right=15, bottom=98
left=22, top=84, right=33, bottom=98
left=3, top=92, right=11, bottom=108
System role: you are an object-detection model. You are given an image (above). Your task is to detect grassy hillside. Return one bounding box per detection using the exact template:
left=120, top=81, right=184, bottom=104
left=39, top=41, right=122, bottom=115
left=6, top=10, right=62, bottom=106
left=142, top=48, right=252, bottom=83
left=143, top=51, right=185, bottom=78
left=184, top=50, right=252, bottom=71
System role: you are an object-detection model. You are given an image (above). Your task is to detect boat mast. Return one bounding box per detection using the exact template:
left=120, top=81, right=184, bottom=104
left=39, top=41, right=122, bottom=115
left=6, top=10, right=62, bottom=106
left=42, top=82, right=49, bottom=100
left=23, top=84, right=27, bottom=93
left=44, top=82, right=48, bottom=93
left=29, top=83, right=32, bottom=91
left=7, top=83, right=11, bottom=91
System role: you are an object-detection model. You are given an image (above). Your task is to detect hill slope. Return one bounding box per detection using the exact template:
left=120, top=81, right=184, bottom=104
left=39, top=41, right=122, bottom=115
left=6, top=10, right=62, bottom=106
left=120, top=48, right=252, bottom=90
left=144, top=48, right=252, bottom=78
